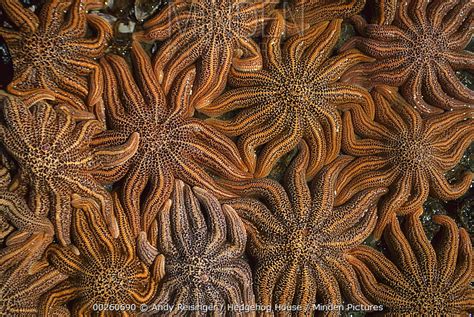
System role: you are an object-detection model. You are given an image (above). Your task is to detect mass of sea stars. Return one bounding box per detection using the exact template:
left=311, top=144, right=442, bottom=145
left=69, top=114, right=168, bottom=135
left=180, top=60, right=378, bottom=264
left=0, top=0, right=472, bottom=315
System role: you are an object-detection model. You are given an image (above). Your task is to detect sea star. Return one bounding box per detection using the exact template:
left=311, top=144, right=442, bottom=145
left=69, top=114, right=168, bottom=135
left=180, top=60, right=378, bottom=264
left=285, top=0, right=366, bottom=35
left=0, top=95, right=139, bottom=245
left=0, top=174, right=66, bottom=317
left=140, top=0, right=274, bottom=109
left=0, top=0, right=111, bottom=113
left=341, top=0, right=474, bottom=114
left=0, top=231, right=67, bottom=317
left=41, top=193, right=165, bottom=316
left=0, top=164, right=55, bottom=246
left=95, top=41, right=249, bottom=234
left=222, top=141, right=387, bottom=313
left=348, top=211, right=474, bottom=314
left=203, top=13, right=375, bottom=178
left=335, top=85, right=474, bottom=239
left=138, top=180, right=255, bottom=315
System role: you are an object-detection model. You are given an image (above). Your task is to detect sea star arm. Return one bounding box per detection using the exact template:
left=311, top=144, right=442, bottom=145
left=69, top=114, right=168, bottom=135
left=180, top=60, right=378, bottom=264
left=105, top=55, right=147, bottom=113
left=192, top=186, right=227, bottom=252
left=304, top=120, right=326, bottom=178
left=184, top=120, right=248, bottom=172
left=219, top=178, right=293, bottom=223
left=173, top=154, right=235, bottom=198
left=99, top=58, right=129, bottom=120
left=234, top=37, right=263, bottom=72
left=427, top=168, right=472, bottom=201
left=397, top=169, right=429, bottom=215
left=444, top=51, right=474, bottom=71
left=341, top=111, right=387, bottom=156
left=431, top=215, right=460, bottom=287
left=427, top=0, right=459, bottom=29
left=169, top=66, right=195, bottom=117
left=156, top=199, right=179, bottom=257
left=347, top=249, right=416, bottom=303
left=141, top=172, right=174, bottom=233
left=327, top=257, right=370, bottom=305
left=255, top=119, right=303, bottom=177
left=374, top=173, right=412, bottom=239
left=191, top=36, right=233, bottom=109
left=38, top=0, right=72, bottom=34
left=129, top=42, right=166, bottom=110
left=220, top=205, right=247, bottom=257
left=0, top=191, right=54, bottom=235
left=49, top=187, right=73, bottom=246
left=343, top=102, right=392, bottom=139
left=186, top=139, right=248, bottom=181
left=309, top=156, right=351, bottom=218
left=283, top=19, right=339, bottom=70
left=254, top=257, right=288, bottom=305
left=68, top=197, right=105, bottom=262
left=315, top=49, right=374, bottom=83
left=225, top=198, right=287, bottom=236
left=237, top=118, right=287, bottom=175
left=92, top=132, right=139, bottom=169
left=435, top=62, right=474, bottom=104
left=326, top=188, right=385, bottom=242
left=0, top=0, right=39, bottom=32
left=442, top=0, right=473, bottom=35
left=448, top=227, right=472, bottom=293
left=204, top=87, right=274, bottom=117
left=326, top=83, right=375, bottom=118
left=142, top=2, right=190, bottom=39
left=206, top=104, right=273, bottom=137
left=283, top=141, right=311, bottom=216
left=262, top=13, right=284, bottom=71
left=40, top=281, right=80, bottom=316
left=67, top=14, right=112, bottom=52
left=0, top=26, right=21, bottom=41
left=404, top=212, right=437, bottom=285
left=151, top=28, right=203, bottom=92
left=308, top=263, right=342, bottom=308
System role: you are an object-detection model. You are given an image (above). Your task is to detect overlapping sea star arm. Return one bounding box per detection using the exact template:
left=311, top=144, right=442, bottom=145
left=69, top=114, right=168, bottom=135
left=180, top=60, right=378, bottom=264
left=96, top=40, right=249, bottom=234
left=42, top=194, right=164, bottom=315
left=0, top=95, right=138, bottom=245
left=335, top=86, right=473, bottom=239
left=0, top=0, right=111, bottom=114
left=340, top=0, right=474, bottom=115
left=221, top=141, right=386, bottom=312
left=141, top=0, right=273, bottom=109
left=285, top=0, right=365, bottom=35
left=348, top=211, right=474, bottom=314
left=143, top=180, right=255, bottom=314
left=204, top=12, right=375, bottom=178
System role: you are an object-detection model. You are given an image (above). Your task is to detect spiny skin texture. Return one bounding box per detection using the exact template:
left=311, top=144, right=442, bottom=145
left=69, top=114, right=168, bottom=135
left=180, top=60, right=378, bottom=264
left=348, top=212, right=474, bottom=315
left=222, top=142, right=387, bottom=315
left=341, top=0, right=474, bottom=115
left=138, top=180, right=255, bottom=316
left=370, top=0, right=398, bottom=24
left=336, top=85, right=474, bottom=239
left=0, top=232, right=67, bottom=317
left=0, top=164, right=55, bottom=247
left=0, top=95, right=139, bottom=245
left=203, top=13, right=375, bottom=178
left=0, top=0, right=111, bottom=112
left=42, top=194, right=165, bottom=316
left=285, top=0, right=365, bottom=35
left=141, top=0, right=274, bottom=109
left=95, top=41, right=249, bottom=235
left=0, top=174, right=66, bottom=317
